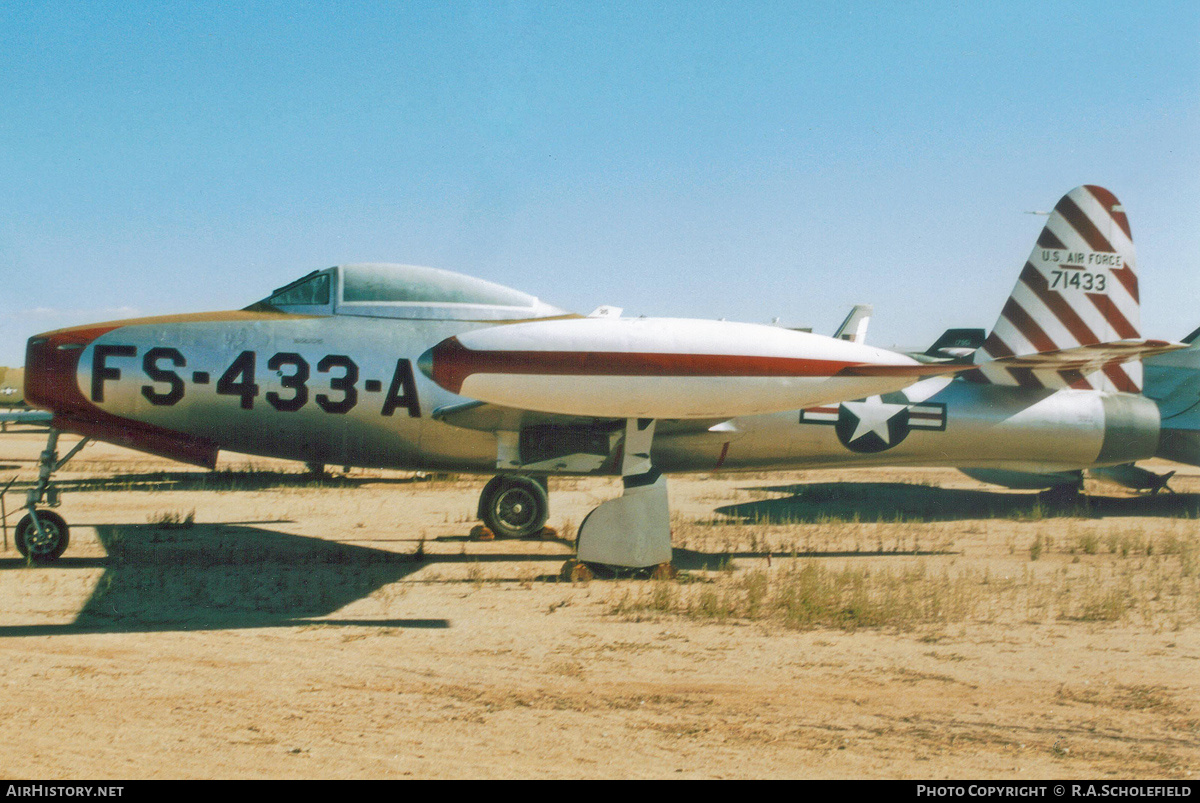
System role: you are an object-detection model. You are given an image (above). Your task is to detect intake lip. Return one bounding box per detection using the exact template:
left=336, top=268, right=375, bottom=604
left=24, top=324, right=121, bottom=416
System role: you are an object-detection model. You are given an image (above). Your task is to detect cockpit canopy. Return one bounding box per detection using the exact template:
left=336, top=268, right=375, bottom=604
left=250, top=263, right=568, bottom=321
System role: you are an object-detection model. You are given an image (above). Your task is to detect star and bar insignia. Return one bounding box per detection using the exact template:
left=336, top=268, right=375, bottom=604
left=799, top=397, right=947, bottom=453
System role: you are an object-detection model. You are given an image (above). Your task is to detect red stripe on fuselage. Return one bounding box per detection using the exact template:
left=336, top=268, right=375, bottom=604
left=430, top=336, right=876, bottom=395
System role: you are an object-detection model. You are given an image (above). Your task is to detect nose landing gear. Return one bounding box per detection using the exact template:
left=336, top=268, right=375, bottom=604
left=10, top=428, right=88, bottom=564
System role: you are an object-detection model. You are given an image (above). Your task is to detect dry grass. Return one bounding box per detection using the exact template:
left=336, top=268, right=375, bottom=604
left=612, top=549, right=1200, bottom=632
left=147, top=509, right=195, bottom=529
left=613, top=561, right=981, bottom=630
left=614, top=491, right=1200, bottom=633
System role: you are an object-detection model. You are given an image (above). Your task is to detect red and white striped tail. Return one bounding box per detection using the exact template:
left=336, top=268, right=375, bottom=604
left=973, top=185, right=1143, bottom=392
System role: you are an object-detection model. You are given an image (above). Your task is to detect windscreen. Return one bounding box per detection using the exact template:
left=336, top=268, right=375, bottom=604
left=267, top=273, right=331, bottom=306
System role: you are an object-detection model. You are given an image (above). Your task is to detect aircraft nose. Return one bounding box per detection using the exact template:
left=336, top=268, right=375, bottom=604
left=417, top=345, right=435, bottom=382
left=24, top=324, right=118, bottom=417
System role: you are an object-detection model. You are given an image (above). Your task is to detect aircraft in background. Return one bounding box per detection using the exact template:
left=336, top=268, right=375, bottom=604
left=0, top=367, right=51, bottom=429
left=0, top=366, right=17, bottom=403
left=10, top=186, right=1189, bottom=572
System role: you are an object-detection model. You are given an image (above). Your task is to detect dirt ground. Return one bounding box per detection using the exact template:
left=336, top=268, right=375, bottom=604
left=0, top=428, right=1196, bottom=780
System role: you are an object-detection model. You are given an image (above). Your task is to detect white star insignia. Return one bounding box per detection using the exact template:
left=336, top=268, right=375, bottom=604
left=841, top=397, right=908, bottom=444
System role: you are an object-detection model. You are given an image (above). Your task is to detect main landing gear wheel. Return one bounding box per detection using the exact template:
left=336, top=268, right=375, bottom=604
left=15, top=510, right=70, bottom=564
left=479, top=475, right=549, bottom=539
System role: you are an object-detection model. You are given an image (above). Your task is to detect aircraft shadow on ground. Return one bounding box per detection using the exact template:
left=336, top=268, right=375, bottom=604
left=668, top=547, right=952, bottom=572
left=38, top=470, right=448, bottom=493
left=6, top=480, right=1194, bottom=637
left=0, top=522, right=573, bottom=637
left=714, top=481, right=1200, bottom=524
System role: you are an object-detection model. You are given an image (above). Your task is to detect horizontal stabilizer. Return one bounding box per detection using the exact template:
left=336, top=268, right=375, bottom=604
left=975, top=339, right=1183, bottom=387
left=840, top=338, right=1183, bottom=385
left=924, top=328, right=986, bottom=358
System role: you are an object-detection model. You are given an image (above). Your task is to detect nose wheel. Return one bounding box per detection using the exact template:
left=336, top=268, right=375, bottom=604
left=478, top=475, right=549, bottom=538
left=14, top=510, right=69, bottom=563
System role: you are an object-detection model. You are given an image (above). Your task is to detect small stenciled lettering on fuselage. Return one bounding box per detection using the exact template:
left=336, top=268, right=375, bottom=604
left=87, top=345, right=421, bottom=418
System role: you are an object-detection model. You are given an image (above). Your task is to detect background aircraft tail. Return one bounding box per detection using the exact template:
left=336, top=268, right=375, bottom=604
left=1146, top=335, right=1200, bottom=467
left=971, top=185, right=1144, bottom=392
left=833, top=304, right=872, bottom=343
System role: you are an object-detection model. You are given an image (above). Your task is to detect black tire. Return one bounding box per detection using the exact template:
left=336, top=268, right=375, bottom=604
left=15, top=510, right=70, bottom=564
left=479, top=475, right=549, bottom=539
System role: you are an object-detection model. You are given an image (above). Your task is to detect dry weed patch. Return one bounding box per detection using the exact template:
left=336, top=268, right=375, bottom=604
left=612, top=562, right=981, bottom=631
left=612, top=511, right=1200, bottom=632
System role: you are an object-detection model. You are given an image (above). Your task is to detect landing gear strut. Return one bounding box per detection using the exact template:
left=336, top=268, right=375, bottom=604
left=476, top=420, right=676, bottom=575
left=12, top=428, right=88, bottom=564
left=477, top=475, right=549, bottom=538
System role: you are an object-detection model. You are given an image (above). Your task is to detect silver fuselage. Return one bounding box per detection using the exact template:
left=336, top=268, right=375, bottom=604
left=27, top=310, right=1163, bottom=476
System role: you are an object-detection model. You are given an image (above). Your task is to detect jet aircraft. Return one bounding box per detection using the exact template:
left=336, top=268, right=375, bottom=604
left=0, top=367, right=51, bottom=429
left=11, top=186, right=1191, bottom=572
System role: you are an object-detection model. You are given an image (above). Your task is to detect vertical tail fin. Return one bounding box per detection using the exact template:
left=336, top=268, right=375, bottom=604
left=973, top=185, right=1142, bottom=391
left=833, top=304, right=872, bottom=343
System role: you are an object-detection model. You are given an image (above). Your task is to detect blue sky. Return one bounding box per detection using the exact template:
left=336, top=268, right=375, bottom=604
left=2, top=1, right=1197, bottom=365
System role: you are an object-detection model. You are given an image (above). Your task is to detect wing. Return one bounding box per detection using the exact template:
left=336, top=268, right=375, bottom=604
left=432, top=400, right=741, bottom=473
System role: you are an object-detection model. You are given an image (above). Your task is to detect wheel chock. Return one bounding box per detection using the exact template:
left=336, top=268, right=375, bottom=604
left=560, top=559, right=593, bottom=583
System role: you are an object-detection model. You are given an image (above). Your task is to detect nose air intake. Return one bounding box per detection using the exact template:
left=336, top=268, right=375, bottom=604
left=23, top=324, right=219, bottom=469
left=24, top=327, right=112, bottom=417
